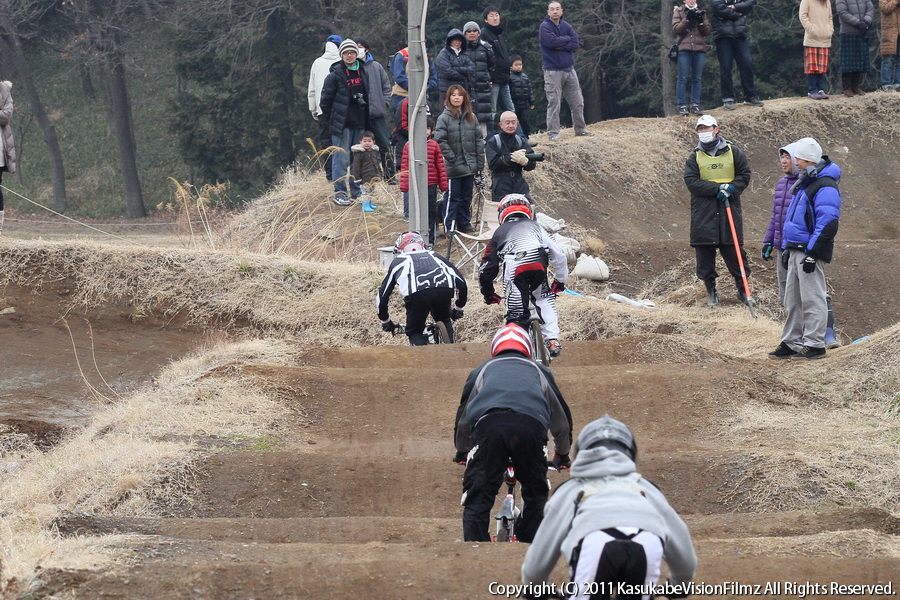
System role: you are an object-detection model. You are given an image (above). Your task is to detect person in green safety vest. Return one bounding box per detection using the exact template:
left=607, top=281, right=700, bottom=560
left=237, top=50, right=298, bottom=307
left=683, top=114, right=753, bottom=307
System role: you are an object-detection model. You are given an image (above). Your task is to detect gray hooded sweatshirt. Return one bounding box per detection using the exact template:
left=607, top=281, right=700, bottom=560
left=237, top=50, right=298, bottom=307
left=521, top=423, right=696, bottom=588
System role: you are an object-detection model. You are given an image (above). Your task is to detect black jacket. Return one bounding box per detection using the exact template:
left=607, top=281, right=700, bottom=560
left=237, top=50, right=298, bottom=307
left=486, top=132, right=536, bottom=202
left=320, top=60, right=371, bottom=137
left=709, top=0, right=756, bottom=39
left=683, top=138, right=752, bottom=246
left=462, top=38, right=496, bottom=124
left=436, top=29, right=475, bottom=101
left=480, top=23, right=511, bottom=85
left=508, top=71, right=535, bottom=109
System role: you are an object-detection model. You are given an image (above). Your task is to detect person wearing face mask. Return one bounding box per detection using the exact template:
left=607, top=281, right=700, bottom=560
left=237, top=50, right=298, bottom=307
left=683, top=115, right=752, bottom=307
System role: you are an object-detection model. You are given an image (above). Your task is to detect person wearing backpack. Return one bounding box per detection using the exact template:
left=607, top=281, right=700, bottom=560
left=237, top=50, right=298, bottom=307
left=521, top=415, right=697, bottom=598
left=769, top=138, right=841, bottom=360
left=486, top=111, right=539, bottom=203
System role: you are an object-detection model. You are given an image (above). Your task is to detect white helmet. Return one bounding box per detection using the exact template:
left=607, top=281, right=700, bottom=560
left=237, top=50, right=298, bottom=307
left=497, top=194, right=533, bottom=224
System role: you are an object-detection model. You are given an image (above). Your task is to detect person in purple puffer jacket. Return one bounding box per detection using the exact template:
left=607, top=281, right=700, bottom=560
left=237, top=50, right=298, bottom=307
left=762, top=141, right=840, bottom=348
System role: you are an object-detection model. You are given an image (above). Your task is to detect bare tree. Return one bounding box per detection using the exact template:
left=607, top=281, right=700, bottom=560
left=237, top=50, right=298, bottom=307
left=0, top=2, right=69, bottom=212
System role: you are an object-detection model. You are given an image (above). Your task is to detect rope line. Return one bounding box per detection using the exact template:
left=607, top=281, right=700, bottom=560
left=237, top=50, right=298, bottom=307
left=1, top=185, right=149, bottom=246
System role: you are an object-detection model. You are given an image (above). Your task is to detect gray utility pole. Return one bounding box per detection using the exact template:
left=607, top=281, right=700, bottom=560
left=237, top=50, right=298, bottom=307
left=407, top=0, right=429, bottom=237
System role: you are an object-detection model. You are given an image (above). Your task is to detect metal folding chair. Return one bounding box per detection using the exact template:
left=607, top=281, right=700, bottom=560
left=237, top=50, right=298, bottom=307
left=445, top=179, right=498, bottom=278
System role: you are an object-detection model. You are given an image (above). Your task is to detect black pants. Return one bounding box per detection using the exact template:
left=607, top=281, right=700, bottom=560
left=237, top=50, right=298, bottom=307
left=317, top=118, right=334, bottom=182
left=462, top=412, right=548, bottom=543
left=515, top=106, right=531, bottom=137
left=695, top=244, right=750, bottom=289
left=404, top=287, right=453, bottom=346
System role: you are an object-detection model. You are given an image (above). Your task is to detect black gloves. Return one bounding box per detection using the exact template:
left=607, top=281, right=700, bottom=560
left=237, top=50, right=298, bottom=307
left=802, top=254, right=817, bottom=273
left=761, top=243, right=774, bottom=261
left=381, top=320, right=396, bottom=333
left=550, top=280, right=566, bottom=294
left=686, top=8, right=704, bottom=21
left=451, top=307, right=464, bottom=320
left=453, top=451, right=467, bottom=465
left=548, top=453, right=571, bottom=471
left=858, top=20, right=869, bottom=33
left=484, top=292, right=502, bottom=305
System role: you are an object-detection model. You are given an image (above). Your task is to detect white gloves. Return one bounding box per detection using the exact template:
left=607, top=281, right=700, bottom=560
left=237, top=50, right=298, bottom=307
left=510, top=149, right=528, bottom=166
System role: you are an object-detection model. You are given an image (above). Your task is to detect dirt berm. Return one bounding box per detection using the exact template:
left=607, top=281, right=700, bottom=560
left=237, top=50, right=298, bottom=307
left=0, top=96, right=898, bottom=599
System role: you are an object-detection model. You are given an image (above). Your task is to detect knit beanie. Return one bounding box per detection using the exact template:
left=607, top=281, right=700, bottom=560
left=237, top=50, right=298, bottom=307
left=464, top=21, right=481, bottom=33
left=339, top=39, right=360, bottom=56
left=793, top=137, right=823, bottom=163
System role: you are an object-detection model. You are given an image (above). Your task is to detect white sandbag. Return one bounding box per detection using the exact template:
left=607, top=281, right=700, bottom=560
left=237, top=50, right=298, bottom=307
left=571, top=254, right=610, bottom=281
left=605, top=293, right=656, bottom=309
left=552, top=233, right=581, bottom=265
left=536, top=212, right=566, bottom=233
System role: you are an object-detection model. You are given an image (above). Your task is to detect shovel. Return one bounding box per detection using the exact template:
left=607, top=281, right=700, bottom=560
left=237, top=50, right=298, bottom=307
left=723, top=196, right=757, bottom=318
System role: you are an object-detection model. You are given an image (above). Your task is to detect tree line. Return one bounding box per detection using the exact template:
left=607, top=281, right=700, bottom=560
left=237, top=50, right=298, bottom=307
left=0, top=0, right=881, bottom=216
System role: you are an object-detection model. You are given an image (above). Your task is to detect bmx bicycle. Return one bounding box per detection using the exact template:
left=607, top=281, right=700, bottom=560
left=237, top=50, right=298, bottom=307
left=493, top=464, right=520, bottom=542
left=390, top=320, right=453, bottom=344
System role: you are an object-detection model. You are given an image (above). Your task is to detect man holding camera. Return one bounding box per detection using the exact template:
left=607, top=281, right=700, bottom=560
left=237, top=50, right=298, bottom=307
left=320, top=39, right=371, bottom=206
left=485, top=111, right=540, bottom=203
left=709, top=0, right=764, bottom=109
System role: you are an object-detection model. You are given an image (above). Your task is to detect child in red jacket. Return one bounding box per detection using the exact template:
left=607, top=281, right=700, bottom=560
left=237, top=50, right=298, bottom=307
left=400, top=116, right=449, bottom=246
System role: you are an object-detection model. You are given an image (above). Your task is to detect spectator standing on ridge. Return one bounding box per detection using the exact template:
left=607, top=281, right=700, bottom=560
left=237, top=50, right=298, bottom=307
left=461, top=21, right=496, bottom=137
left=683, top=115, right=753, bottom=307
left=836, top=0, right=875, bottom=94
left=433, top=85, right=485, bottom=235
left=0, top=80, right=15, bottom=236
left=399, top=117, right=449, bottom=245
left=355, top=39, right=395, bottom=180
left=436, top=29, right=476, bottom=104
left=320, top=39, right=371, bottom=206
left=485, top=112, right=538, bottom=203
left=768, top=138, right=842, bottom=360
left=800, top=0, right=835, bottom=99
left=539, top=1, right=591, bottom=141
left=522, top=415, right=697, bottom=597
left=389, top=45, right=439, bottom=109
left=480, top=7, right=515, bottom=133
left=672, top=0, right=712, bottom=116
left=508, top=55, right=536, bottom=138
left=308, top=34, right=342, bottom=181
left=454, top=323, right=573, bottom=543
left=881, top=0, right=900, bottom=91
left=709, top=0, right=765, bottom=109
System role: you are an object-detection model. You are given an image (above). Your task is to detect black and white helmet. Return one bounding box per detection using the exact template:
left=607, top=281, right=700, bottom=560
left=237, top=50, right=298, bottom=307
left=574, top=414, right=638, bottom=462
left=394, top=231, right=426, bottom=254
left=497, top=193, right=533, bottom=224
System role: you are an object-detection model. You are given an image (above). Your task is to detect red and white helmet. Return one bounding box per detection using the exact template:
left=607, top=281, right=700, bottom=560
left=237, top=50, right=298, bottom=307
left=490, top=323, right=533, bottom=359
left=497, top=194, right=533, bottom=224
left=394, top=231, right=426, bottom=254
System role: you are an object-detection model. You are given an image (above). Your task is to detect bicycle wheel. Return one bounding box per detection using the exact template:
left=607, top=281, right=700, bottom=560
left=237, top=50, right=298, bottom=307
left=530, top=319, right=550, bottom=367
left=432, top=321, right=451, bottom=344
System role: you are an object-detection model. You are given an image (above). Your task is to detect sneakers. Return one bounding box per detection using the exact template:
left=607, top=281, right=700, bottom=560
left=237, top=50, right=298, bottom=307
left=547, top=339, right=561, bottom=357
left=745, top=96, right=765, bottom=107
left=791, top=346, right=827, bottom=360
left=678, top=105, right=689, bottom=116
left=768, top=342, right=798, bottom=359
left=575, top=130, right=593, bottom=137
left=690, top=103, right=701, bottom=115
left=809, top=90, right=829, bottom=100
left=548, top=133, right=560, bottom=141
left=881, top=85, right=897, bottom=92
left=333, top=195, right=353, bottom=206
left=723, top=100, right=735, bottom=110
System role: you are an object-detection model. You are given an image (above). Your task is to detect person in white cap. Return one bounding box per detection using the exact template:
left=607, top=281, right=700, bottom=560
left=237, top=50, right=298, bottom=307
left=320, top=39, right=371, bottom=206
left=769, top=137, right=841, bottom=360
left=683, top=114, right=752, bottom=307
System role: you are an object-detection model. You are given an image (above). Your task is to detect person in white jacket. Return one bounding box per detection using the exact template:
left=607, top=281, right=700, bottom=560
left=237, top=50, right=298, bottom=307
left=521, top=415, right=697, bottom=600
left=308, top=34, right=342, bottom=181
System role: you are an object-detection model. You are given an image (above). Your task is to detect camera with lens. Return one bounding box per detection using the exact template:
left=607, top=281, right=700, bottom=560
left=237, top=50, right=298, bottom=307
left=525, top=152, right=545, bottom=162
left=352, top=92, right=367, bottom=108
left=687, top=7, right=705, bottom=21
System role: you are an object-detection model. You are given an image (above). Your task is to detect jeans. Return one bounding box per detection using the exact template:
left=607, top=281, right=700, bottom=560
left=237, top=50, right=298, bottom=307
left=489, top=83, right=518, bottom=135
left=882, top=54, right=900, bottom=86
left=806, top=73, right=828, bottom=94
left=716, top=37, right=756, bottom=101
left=676, top=50, right=707, bottom=106
left=543, top=69, right=587, bottom=135
left=331, top=128, right=364, bottom=199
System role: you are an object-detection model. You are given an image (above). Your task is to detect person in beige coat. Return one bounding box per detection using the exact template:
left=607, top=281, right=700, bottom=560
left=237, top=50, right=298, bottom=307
left=800, top=0, right=835, bottom=98
left=881, top=0, right=900, bottom=90
left=0, top=81, right=17, bottom=235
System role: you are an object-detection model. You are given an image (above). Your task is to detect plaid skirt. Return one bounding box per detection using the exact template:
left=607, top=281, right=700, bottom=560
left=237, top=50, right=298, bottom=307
left=804, top=47, right=829, bottom=74
left=840, top=34, right=869, bottom=73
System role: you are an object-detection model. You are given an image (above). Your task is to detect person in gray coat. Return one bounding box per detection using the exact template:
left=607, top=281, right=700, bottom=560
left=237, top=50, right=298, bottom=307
left=355, top=39, right=395, bottom=179
left=836, top=0, right=875, bottom=93
left=522, top=415, right=696, bottom=598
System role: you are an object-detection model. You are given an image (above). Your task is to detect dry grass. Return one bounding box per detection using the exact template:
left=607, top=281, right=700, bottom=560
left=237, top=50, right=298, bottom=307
left=0, top=338, right=300, bottom=589
left=706, top=529, right=900, bottom=558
